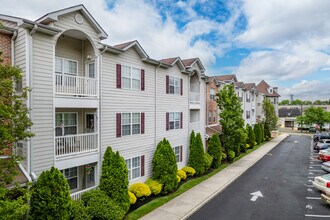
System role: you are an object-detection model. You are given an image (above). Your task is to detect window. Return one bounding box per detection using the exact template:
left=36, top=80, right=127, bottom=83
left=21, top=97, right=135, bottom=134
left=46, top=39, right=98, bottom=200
left=210, top=88, right=215, bottom=100
left=87, top=62, right=95, bottom=78
left=55, top=57, right=78, bottom=86
left=126, top=156, right=141, bottom=180
left=213, top=111, right=217, bottom=122
left=55, top=113, right=77, bottom=136
left=86, top=164, right=96, bottom=188
left=121, top=65, right=141, bottom=90
left=173, top=146, right=181, bottom=162
left=121, top=113, right=141, bottom=136
left=208, top=111, right=212, bottom=123
left=246, top=94, right=250, bottom=102
left=169, top=112, right=180, bottom=129
left=246, top=111, right=251, bottom=119
left=169, top=76, right=180, bottom=94
left=62, top=167, right=78, bottom=190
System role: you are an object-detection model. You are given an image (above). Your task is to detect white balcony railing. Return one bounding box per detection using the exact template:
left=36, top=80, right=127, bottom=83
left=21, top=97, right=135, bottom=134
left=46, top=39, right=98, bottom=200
left=190, top=121, right=200, bottom=132
left=55, top=133, right=98, bottom=157
left=71, top=186, right=97, bottom=201
left=55, top=74, right=97, bottom=97
left=190, top=92, right=200, bottom=104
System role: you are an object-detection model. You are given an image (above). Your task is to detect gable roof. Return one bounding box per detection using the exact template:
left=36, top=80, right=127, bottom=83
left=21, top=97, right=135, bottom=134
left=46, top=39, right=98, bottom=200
left=235, top=82, right=244, bottom=88
left=257, top=80, right=280, bottom=97
left=243, top=83, right=256, bottom=91
left=182, top=58, right=206, bottom=73
left=36, top=4, right=108, bottom=40
left=113, top=40, right=149, bottom=59
left=214, top=74, right=238, bottom=83
left=159, top=57, right=186, bottom=71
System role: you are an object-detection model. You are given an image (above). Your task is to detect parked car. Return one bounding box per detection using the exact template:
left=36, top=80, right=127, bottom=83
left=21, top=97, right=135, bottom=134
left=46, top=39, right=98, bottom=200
left=313, top=173, right=330, bottom=192
left=313, top=133, right=330, bottom=149
left=321, top=192, right=330, bottom=205
left=315, top=139, right=330, bottom=151
left=322, top=161, right=330, bottom=173
left=319, top=150, right=330, bottom=162
left=309, top=127, right=316, bottom=132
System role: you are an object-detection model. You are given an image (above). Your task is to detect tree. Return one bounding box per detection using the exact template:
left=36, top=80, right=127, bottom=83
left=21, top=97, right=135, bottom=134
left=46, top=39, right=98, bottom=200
left=254, top=124, right=262, bottom=145
left=313, top=100, right=322, bottom=105
left=207, top=134, right=222, bottom=168
left=296, top=115, right=307, bottom=132
left=152, top=138, right=178, bottom=194
left=303, top=106, right=330, bottom=130
left=30, top=167, right=71, bottom=219
left=263, top=123, right=271, bottom=140
left=99, top=147, right=130, bottom=213
left=263, top=99, right=279, bottom=131
left=0, top=64, right=33, bottom=186
left=279, top=99, right=290, bottom=105
left=217, top=84, right=245, bottom=154
left=246, top=124, right=256, bottom=148
left=188, top=132, right=206, bottom=175
left=291, top=99, right=303, bottom=105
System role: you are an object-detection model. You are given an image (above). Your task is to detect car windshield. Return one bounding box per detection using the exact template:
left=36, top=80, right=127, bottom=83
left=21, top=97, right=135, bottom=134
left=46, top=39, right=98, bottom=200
left=322, top=174, right=330, bottom=181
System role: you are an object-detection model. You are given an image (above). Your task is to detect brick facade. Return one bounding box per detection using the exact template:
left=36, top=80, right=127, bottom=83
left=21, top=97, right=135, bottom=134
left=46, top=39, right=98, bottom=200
left=0, top=33, right=12, bottom=65
left=206, top=78, right=219, bottom=125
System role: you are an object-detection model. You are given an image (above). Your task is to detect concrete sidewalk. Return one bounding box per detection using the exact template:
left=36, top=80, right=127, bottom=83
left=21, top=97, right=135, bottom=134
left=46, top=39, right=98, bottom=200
left=141, top=134, right=289, bottom=220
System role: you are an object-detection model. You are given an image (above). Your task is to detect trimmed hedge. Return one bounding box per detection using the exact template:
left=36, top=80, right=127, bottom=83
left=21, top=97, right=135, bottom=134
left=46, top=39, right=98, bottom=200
left=30, top=166, right=71, bottom=220
left=71, top=200, right=90, bottom=220
left=99, top=147, right=130, bottom=213
left=254, top=123, right=262, bottom=145
left=207, top=134, right=222, bottom=168
left=145, top=179, right=162, bottom=195
left=182, top=166, right=196, bottom=176
left=81, top=189, right=125, bottom=220
left=152, top=138, right=178, bottom=194
left=246, top=124, right=256, bottom=148
left=129, top=183, right=151, bottom=198
left=188, top=132, right=206, bottom=175
left=177, top=170, right=187, bottom=180
left=128, top=191, right=137, bottom=205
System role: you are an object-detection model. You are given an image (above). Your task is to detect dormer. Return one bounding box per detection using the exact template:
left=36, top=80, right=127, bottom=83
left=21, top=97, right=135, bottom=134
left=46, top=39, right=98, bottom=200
left=268, top=87, right=273, bottom=94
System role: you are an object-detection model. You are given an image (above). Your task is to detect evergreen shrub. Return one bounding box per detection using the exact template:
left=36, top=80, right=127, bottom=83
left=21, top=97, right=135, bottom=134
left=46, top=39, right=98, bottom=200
left=207, top=134, right=222, bottom=168
left=71, top=200, right=90, bottom=220
left=188, top=132, right=206, bottom=175
left=228, top=150, right=235, bottom=161
left=204, top=153, right=213, bottom=171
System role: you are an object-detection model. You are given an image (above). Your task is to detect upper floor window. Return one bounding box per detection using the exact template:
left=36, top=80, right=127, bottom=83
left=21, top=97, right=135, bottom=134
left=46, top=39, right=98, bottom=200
left=86, top=61, right=95, bottom=78
left=55, top=112, right=77, bottom=136
left=210, top=88, right=215, bottom=100
left=56, top=57, right=78, bottom=76
left=116, top=112, right=145, bottom=137
left=166, top=112, right=183, bottom=130
left=116, top=64, right=144, bottom=91
left=246, top=94, right=250, bottom=102
left=166, top=75, right=182, bottom=95
left=246, top=110, right=251, bottom=119
left=213, top=111, right=217, bottom=122
left=208, top=111, right=212, bottom=123
left=125, top=155, right=145, bottom=180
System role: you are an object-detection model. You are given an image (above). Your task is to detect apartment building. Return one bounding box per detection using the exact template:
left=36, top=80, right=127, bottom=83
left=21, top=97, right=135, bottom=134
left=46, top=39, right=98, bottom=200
left=0, top=5, right=206, bottom=199
left=256, top=80, right=280, bottom=121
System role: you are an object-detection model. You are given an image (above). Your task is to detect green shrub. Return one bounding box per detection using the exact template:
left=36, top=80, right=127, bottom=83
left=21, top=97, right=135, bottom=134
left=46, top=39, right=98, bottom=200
left=246, top=124, right=256, bottom=148
left=221, top=152, right=227, bottom=161
left=254, top=123, right=262, bottom=145
left=207, top=134, right=222, bottom=168
left=99, top=147, right=130, bottom=213
left=128, top=191, right=137, bottom=205
left=182, top=166, right=196, bottom=176
left=81, top=189, right=125, bottom=220
left=129, top=183, right=151, bottom=198
left=0, top=186, right=29, bottom=220
left=152, top=138, right=178, bottom=194
left=204, top=153, right=213, bottom=171
left=71, top=200, right=90, bottom=220
left=177, top=175, right=181, bottom=183
left=264, top=123, right=271, bottom=140
left=260, top=123, right=265, bottom=142
left=228, top=150, right=235, bottom=161
left=177, top=170, right=187, bottom=180
left=188, top=132, right=206, bottom=175
left=30, top=166, right=71, bottom=220
left=145, top=179, right=162, bottom=195
left=246, top=144, right=250, bottom=149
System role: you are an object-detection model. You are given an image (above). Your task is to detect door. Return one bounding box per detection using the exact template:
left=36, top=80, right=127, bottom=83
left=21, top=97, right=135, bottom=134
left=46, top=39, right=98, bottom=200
left=85, top=113, right=96, bottom=133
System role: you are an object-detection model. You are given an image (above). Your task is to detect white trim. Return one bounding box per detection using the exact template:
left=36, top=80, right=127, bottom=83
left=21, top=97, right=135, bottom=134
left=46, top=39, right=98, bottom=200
left=125, top=155, right=142, bottom=181
left=62, top=166, right=79, bottom=191
left=55, top=56, right=79, bottom=76
left=121, top=112, right=141, bottom=136
left=55, top=112, right=78, bottom=136
left=120, top=64, right=141, bottom=91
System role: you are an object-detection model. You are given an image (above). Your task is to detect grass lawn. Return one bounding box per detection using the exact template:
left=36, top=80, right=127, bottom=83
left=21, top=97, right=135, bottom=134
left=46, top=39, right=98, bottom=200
left=125, top=142, right=266, bottom=220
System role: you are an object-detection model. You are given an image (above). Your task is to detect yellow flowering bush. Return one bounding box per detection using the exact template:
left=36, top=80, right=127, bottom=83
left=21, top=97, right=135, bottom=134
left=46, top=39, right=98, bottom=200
left=145, top=179, right=162, bottom=195
left=128, top=191, right=137, bottom=205
left=177, top=170, right=187, bottom=180
left=182, top=166, right=196, bottom=177
left=129, top=183, right=151, bottom=198
left=176, top=175, right=181, bottom=183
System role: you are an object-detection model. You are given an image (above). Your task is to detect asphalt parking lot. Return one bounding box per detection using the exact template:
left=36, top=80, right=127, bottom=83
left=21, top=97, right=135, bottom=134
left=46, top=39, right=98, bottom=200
left=305, top=140, right=330, bottom=218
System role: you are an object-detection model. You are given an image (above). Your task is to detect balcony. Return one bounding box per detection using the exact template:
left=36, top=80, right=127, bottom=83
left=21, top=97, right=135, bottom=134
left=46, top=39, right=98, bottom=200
left=55, top=133, right=98, bottom=159
left=55, top=74, right=97, bottom=97
left=190, top=121, right=200, bottom=133
left=190, top=92, right=201, bottom=109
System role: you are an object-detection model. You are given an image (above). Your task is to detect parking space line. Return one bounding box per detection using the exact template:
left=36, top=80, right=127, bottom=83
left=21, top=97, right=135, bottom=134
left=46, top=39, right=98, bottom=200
left=305, top=214, right=330, bottom=218
left=309, top=170, right=326, bottom=172
left=306, top=197, right=321, bottom=200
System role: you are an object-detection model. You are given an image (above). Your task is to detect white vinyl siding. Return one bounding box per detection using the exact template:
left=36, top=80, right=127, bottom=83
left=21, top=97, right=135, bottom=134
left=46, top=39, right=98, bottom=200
left=125, top=156, right=141, bottom=180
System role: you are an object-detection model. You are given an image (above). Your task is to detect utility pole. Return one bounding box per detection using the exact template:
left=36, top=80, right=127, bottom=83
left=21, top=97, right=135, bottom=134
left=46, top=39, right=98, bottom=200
left=290, top=94, right=294, bottom=104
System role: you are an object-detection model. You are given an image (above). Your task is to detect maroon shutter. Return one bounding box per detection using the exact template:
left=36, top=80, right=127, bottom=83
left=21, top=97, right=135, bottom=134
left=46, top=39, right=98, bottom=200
left=180, top=78, right=183, bottom=95
left=166, top=112, right=169, bottom=131
left=116, top=64, right=121, bottom=89
left=180, top=112, right=183, bottom=129
left=141, top=112, right=145, bottom=134
left=141, top=69, right=145, bottom=91
left=166, top=75, right=169, bottom=94
left=180, top=145, right=183, bottom=162
left=141, top=155, right=145, bottom=177
left=116, top=113, right=121, bottom=137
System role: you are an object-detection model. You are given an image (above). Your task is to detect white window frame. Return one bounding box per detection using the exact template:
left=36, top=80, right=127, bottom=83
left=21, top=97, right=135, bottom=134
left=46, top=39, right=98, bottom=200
left=62, top=167, right=79, bottom=190
left=173, top=146, right=181, bottom=163
left=213, top=110, right=217, bottom=122
left=210, top=88, right=215, bottom=100
left=85, top=60, right=95, bottom=78
left=169, top=76, right=180, bottom=94
left=55, top=112, right=78, bottom=136
left=121, top=65, right=141, bottom=90
left=55, top=57, right=78, bottom=76
left=208, top=111, right=212, bottom=123
left=121, top=113, right=141, bottom=136
left=125, top=156, right=141, bottom=180
left=246, top=110, right=251, bottom=119
left=169, top=112, right=180, bottom=130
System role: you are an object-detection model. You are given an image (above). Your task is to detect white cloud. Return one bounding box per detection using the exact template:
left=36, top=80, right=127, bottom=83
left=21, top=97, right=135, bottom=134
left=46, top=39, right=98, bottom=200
left=280, top=80, right=330, bottom=101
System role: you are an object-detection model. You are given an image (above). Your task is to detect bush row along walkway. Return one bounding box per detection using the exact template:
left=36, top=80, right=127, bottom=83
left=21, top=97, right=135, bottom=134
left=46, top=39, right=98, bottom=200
left=141, top=134, right=289, bottom=220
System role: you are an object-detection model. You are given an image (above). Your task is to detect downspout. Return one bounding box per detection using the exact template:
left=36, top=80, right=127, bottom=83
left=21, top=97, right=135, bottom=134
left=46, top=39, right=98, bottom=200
left=27, top=24, right=37, bottom=175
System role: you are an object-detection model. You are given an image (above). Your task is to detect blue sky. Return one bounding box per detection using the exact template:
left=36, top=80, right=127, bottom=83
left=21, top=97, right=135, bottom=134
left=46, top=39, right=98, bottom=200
left=1, top=0, right=330, bottom=101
